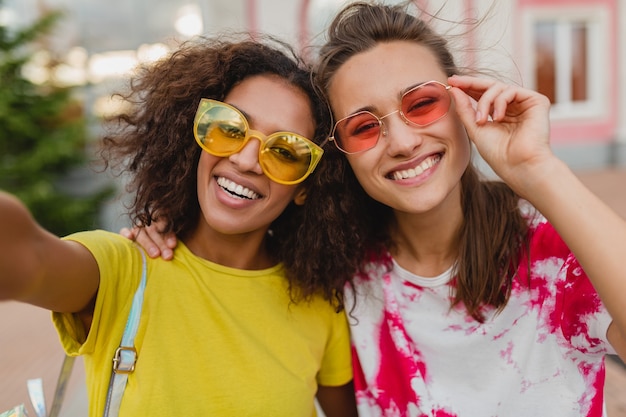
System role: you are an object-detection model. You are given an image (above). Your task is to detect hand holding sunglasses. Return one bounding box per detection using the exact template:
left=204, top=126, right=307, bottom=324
left=194, top=99, right=324, bottom=185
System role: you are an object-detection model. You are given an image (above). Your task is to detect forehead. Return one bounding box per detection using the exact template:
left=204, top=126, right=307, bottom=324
left=328, top=41, right=447, bottom=116
left=225, top=74, right=316, bottom=137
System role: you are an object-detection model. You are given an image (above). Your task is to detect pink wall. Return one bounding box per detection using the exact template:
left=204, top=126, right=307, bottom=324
left=516, top=0, right=619, bottom=144
left=245, top=0, right=258, bottom=35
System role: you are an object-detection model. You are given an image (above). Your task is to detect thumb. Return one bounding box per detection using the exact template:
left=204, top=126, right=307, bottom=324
left=448, top=87, right=480, bottom=139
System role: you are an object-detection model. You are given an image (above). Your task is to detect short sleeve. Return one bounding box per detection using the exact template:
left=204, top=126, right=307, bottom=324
left=316, top=310, right=353, bottom=386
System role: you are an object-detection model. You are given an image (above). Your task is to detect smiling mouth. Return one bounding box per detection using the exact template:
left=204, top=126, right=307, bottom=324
left=216, top=177, right=261, bottom=200
left=389, top=153, right=442, bottom=180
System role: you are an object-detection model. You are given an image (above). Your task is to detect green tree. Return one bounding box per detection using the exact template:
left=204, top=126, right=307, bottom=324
left=0, top=4, right=112, bottom=236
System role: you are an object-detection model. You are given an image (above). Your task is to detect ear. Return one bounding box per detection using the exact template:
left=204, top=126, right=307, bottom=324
left=293, top=187, right=308, bottom=206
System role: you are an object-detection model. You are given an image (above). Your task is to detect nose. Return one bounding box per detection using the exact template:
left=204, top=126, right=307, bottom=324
left=380, top=112, right=423, bottom=156
left=228, top=137, right=263, bottom=175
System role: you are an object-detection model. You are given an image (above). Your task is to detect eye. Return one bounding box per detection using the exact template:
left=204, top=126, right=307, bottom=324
left=269, top=144, right=299, bottom=162
left=402, top=83, right=448, bottom=118
left=351, top=121, right=380, bottom=137
left=266, top=135, right=312, bottom=164
left=339, top=112, right=380, bottom=140
left=404, top=95, right=439, bottom=116
left=218, top=124, right=245, bottom=139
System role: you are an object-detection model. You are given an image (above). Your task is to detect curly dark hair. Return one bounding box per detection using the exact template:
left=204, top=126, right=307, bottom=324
left=101, top=34, right=349, bottom=309
left=301, top=2, right=528, bottom=320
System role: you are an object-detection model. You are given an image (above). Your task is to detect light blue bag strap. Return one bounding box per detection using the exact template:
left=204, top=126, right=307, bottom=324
left=103, top=248, right=148, bottom=417
left=48, top=355, right=76, bottom=417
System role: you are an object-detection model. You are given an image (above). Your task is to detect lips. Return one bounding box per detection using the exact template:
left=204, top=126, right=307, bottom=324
left=216, top=176, right=261, bottom=200
left=389, top=153, right=442, bottom=180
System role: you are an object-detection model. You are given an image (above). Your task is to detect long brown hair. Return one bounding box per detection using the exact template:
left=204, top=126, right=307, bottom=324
left=309, top=2, right=528, bottom=320
left=101, top=34, right=352, bottom=308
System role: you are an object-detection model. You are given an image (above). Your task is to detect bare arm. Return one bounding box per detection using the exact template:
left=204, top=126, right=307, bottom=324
left=522, top=160, right=626, bottom=360
left=450, top=75, right=626, bottom=360
left=316, top=382, right=358, bottom=417
left=0, top=191, right=100, bottom=313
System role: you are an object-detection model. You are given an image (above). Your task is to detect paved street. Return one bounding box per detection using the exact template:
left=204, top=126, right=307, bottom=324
left=1, top=167, right=625, bottom=416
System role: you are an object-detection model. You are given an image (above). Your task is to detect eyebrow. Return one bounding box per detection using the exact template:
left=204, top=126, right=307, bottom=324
left=228, top=103, right=253, bottom=124
left=401, top=80, right=432, bottom=95
left=225, top=103, right=299, bottom=136
left=342, top=80, right=431, bottom=117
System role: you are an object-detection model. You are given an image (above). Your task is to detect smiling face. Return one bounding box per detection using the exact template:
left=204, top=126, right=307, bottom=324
left=328, top=41, right=470, bottom=217
left=194, top=74, right=314, bottom=239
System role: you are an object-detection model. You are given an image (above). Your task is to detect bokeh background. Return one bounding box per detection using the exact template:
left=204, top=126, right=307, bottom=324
left=1, top=0, right=625, bottom=415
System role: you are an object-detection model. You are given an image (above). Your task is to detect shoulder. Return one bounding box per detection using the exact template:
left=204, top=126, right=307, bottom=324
left=62, top=230, right=138, bottom=259
left=519, top=204, right=591, bottom=290
left=517, top=200, right=569, bottom=257
left=62, top=230, right=146, bottom=285
left=63, top=229, right=130, bottom=245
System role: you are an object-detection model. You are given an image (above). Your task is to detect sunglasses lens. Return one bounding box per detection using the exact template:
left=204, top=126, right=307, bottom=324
left=194, top=99, right=322, bottom=185
left=333, top=111, right=382, bottom=153
left=260, top=134, right=316, bottom=183
left=195, top=103, right=247, bottom=156
left=401, top=82, right=451, bottom=126
left=330, top=82, right=451, bottom=154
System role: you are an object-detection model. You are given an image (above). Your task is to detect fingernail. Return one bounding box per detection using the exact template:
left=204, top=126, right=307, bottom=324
left=148, top=247, right=159, bottom=258
left=475, top=111, right=482, bottom=122
left=163, top=249, right=173, bottom=260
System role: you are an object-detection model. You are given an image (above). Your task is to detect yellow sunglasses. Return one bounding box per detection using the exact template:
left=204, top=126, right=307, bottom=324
left=193, top=99, right=324, bottom=185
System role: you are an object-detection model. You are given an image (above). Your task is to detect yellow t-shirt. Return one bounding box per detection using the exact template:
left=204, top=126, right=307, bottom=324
left=53, top=230, right=352, bottom=417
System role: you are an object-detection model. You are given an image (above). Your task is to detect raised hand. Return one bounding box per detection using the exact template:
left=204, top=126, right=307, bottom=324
left=449, top=76, right=626, bottom=358
left=448, top=75, right=553, bottom=197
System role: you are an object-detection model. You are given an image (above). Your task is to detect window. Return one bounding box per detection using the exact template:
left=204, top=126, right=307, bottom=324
left=523, top=7, right=609, bottom=120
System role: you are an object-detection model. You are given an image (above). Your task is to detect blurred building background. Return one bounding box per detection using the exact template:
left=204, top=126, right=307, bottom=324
left=1, top=0, right=625, bottom=415
left=1, top=0, right=624, bottom=231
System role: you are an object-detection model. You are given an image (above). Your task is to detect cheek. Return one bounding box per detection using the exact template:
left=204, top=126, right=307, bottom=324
left=269, top=184, right=300, bottom=207
left=443, top=115, right=471, bottom=170
left=345, top=153, right=372, bottom=172
left=455, top=124, right=472, bottom=168
left=196, top=152, right=220, bottom=201
left=197, top=152, right=218, bottom=180
left=346, top=154, right=382, bottom=196
left=346, top=155, right=370, bottom=182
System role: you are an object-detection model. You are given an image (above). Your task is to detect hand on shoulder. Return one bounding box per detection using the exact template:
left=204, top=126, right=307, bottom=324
left=120, top=220, right=177, bottom=260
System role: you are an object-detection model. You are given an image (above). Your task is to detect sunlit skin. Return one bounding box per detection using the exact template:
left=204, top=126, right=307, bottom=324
left=327, top=41, right=470, bottom=275
left=124, top=42, right=626, bottom=361
left=185, top=74, right=312, bottom=270
left=0, top=66, right=359, bottom=417
left=328, top=40, right=626, bottom=358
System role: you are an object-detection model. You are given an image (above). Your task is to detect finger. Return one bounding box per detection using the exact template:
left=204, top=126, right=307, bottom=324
left=490, top=84, right=519, bottom=122
left=161, top=248, right=173, bottom=260
left=449, top=76, right=518, bottom=124
left=134, top=227, right=163, bottom=259
left=447, top=75, right=494, bottom=99
left=448, top=86, right=479, bottom=134
left=149, top=218, right=178, bottom=250
left=139, top=224, right=176, bottom=260
left=119, top=227, right=135, bottom=240
left=474, top=83, right=513, bottom=124
left=165, top=236, right=177, bottom=249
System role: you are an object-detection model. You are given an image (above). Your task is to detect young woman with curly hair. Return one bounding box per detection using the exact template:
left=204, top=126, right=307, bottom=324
left=0, top=35, right=357, bottom=417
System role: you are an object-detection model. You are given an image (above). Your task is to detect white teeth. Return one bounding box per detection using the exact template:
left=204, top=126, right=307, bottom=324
left=392, top=154, right=441, bottom=180
left=216, top=177, right=261, bottom=200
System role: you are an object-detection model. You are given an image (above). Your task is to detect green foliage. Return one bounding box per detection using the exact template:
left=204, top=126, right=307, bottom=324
left=0, top=5, right=112, bottom=236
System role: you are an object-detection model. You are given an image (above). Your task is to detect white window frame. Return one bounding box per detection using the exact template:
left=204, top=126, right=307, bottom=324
left=521, top=6, right=610, bottom=121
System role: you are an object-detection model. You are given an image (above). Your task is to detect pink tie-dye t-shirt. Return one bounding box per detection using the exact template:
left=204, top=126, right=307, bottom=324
left=346, top=212, right=615, bottom=417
